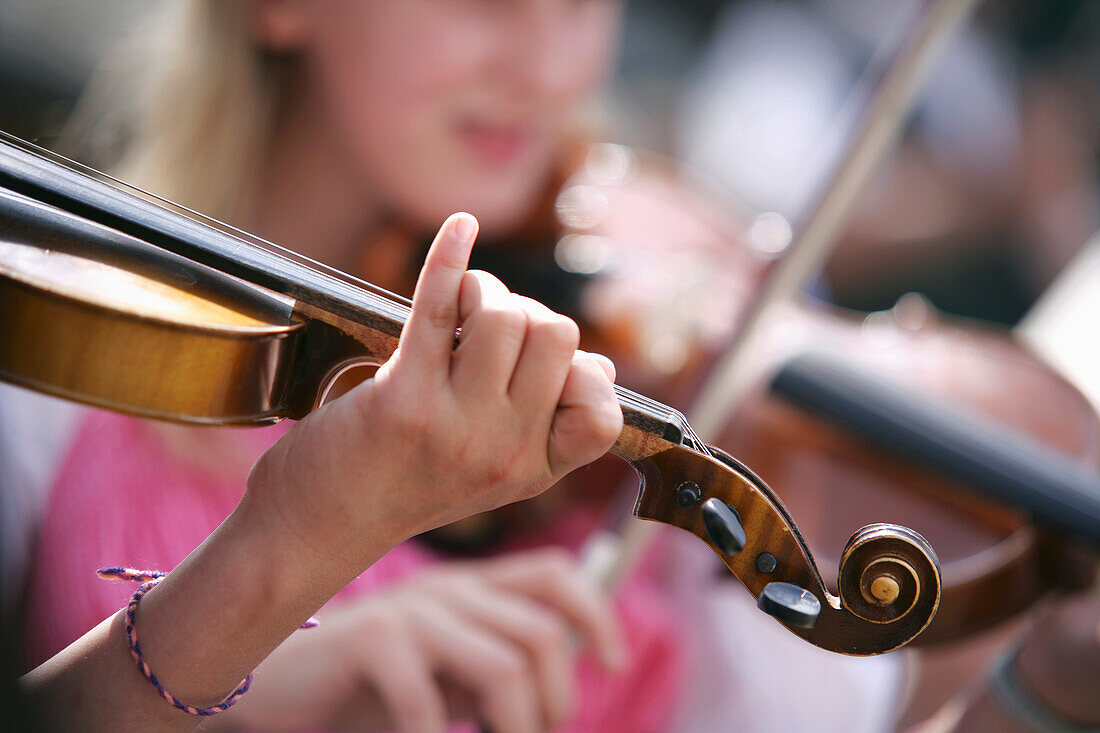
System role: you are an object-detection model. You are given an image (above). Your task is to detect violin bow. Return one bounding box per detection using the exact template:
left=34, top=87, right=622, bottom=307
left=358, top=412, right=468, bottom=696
left=583, top=0, right=983, bottom=590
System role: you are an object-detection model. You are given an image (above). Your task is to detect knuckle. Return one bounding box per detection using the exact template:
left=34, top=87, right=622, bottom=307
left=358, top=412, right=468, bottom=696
left=390, top=688, right=441, bottom=731
left=490, top=305, right=530, bottom=339
left=537, top=314, right=580, bottom=351
left=359, top=607, right=403, bottom=640
left=545, top=562, right=579, bottom=600
left=423, top=300, right=458, bottom=331
left=421, top=568, right=473, bottom=595
left=469, top=269, right=506, bottom=293
left=529, top=613, right=570, bottom=652
left=536, top=547, right=575, bottom=577
left=588, top=400, right=624, bottom=447
left=489, top=646, right=529, bottom=683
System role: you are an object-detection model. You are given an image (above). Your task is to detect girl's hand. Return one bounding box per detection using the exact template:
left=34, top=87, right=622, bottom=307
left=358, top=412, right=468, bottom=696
left=243, top=212, right=623, bottom=584
left=21, top=216, right=622, bottom=733
left=217, top=549, right=628, bottom=733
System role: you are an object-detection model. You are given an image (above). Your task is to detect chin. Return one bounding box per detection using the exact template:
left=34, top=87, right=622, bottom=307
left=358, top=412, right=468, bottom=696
left=467, top=194, right=542, bottom=236
left=412, top=177, right=547, bottom=238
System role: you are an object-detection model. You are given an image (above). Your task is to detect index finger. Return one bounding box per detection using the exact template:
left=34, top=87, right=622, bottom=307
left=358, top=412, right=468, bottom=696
left=399, top=213, right=479, bottom=375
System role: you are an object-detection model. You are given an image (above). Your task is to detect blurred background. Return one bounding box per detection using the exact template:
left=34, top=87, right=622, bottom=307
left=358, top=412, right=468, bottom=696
left=2, top=0, right=1097, bottom=328
left=3, top=6, right=1099, bottom=728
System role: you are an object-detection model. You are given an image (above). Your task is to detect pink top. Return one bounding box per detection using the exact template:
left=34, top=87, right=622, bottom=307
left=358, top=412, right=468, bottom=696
left=23, top=410, right=682, bottom=731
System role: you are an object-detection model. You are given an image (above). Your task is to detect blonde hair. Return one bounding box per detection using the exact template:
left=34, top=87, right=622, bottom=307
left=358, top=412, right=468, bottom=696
left=61, top=1, right=288, bottom=467
left=64, top=0, right=277, bottom=226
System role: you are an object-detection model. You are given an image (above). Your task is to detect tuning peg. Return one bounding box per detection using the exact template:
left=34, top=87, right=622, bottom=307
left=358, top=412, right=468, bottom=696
left=702, top=498, right=746, bottom=556
left=758, top=582, right=822, bottom=629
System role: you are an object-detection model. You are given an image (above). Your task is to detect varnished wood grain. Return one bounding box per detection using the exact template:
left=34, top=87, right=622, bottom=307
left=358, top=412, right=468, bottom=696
left=632, top=442, right=941, bottom=655
left=0, top=228, right=301, bottom=425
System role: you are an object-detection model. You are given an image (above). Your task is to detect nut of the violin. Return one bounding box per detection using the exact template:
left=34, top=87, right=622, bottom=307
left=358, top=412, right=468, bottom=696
left=701, top=498, right=746, bottom=556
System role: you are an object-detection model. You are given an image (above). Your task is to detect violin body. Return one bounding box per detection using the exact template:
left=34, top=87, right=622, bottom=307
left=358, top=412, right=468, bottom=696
left=1, top=190, right=301, bottom=424
left=719, top=299, right=1098, bottom=644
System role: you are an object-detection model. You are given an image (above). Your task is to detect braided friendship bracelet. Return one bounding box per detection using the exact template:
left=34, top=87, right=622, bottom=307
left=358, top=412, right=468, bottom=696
left=97, top=567, right=319, bottom=716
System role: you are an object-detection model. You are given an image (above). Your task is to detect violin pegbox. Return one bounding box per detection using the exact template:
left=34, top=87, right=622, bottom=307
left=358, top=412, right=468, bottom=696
left=629, top=443, right=941, bottom=655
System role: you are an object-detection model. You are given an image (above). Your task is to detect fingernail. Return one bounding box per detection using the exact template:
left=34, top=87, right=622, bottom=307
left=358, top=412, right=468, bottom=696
left=452, top=213, right=476, bottom=242
left=584, top=352, right=616, bottom=382
left=588, top=352, right=614, bottom=371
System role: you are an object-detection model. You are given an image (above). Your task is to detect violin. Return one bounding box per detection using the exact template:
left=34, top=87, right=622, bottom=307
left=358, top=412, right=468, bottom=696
left=550, top=148, right=1100, bottom=650
left=721, top=300, right=1100, bottom=645
left=0, top=132, right=941, bottom=656
left=523, top=0, right=1100, bottom=654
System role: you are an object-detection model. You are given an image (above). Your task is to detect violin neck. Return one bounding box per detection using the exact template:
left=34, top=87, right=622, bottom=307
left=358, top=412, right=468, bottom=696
left=0, top=133, right=410, bottom=327
left=0, top=134, right=690, bottom=459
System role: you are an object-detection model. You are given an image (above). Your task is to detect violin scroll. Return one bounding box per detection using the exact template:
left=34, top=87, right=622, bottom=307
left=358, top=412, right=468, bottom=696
left=837, top=524, right=939, bottom=626
left=625, top=440, right=941, bottom=655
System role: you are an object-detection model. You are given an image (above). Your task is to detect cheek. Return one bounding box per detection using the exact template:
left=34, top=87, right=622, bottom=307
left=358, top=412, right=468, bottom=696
left=307, top=4, right=469, bottom=168
left=302, top=1, right=621, bottom=232
left=307, top=5, right=515, bottom=224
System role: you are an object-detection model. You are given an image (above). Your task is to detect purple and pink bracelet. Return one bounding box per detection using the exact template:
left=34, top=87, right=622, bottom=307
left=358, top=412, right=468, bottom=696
left=97, top=566, right=318, bottom=716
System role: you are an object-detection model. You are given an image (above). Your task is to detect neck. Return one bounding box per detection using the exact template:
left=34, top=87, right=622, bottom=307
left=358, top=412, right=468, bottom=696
left=250, top=82, right=378, bottom=274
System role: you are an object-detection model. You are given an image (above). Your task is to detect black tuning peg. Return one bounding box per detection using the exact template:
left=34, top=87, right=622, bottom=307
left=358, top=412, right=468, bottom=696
left=758, top=582, right=821, bottom=629
left=702, top=498, right=746, bottom=556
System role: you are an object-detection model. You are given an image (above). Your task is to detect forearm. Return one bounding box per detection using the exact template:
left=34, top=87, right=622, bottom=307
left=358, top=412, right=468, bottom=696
left=20, top=492, right=398, bottom=731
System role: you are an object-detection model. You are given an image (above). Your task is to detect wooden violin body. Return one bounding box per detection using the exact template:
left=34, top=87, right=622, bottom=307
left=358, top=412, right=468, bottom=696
left=1, top=191, right=301, bottom=424
left=0, top=134, right=942, bottom=656
left=720, top=299, right=1099, bottom=645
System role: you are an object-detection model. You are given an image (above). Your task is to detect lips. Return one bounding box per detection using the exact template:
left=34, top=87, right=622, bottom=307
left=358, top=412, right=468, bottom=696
left=454, top=119, right=535, bottom=166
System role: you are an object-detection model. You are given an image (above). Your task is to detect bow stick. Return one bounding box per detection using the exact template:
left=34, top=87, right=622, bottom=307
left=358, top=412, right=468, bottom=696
left=582, top=0, right=984, bottom=591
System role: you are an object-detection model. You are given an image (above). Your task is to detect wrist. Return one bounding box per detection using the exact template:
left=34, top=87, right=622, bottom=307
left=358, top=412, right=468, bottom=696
left=131, top=499, right=351, bottom=708
left=236, top=468, right=404, bottom=594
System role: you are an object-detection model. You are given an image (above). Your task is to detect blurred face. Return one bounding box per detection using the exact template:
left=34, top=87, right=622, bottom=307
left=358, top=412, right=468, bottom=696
left=272, top=0, right=622, bottom=234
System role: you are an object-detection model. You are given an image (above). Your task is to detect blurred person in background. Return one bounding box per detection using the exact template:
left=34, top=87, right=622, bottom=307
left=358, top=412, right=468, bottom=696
left=679, top=2, right=1100, bottom=730
left=680, top=0, right=1100, bottom=326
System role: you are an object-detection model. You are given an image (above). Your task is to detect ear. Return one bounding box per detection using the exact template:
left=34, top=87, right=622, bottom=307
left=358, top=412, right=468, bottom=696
left=247, top=0, right=311, bottom=51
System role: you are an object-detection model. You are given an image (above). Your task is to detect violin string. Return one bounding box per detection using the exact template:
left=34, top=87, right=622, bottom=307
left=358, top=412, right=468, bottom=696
left=3, top=133, right=713, bottom=456
left=132, top=192, right=415, bottom=310
left=0, top=131, right=416, bottom=313
left=612, top=384, right=713, bottom=456
left=67, top=162, right=706, bottom=449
